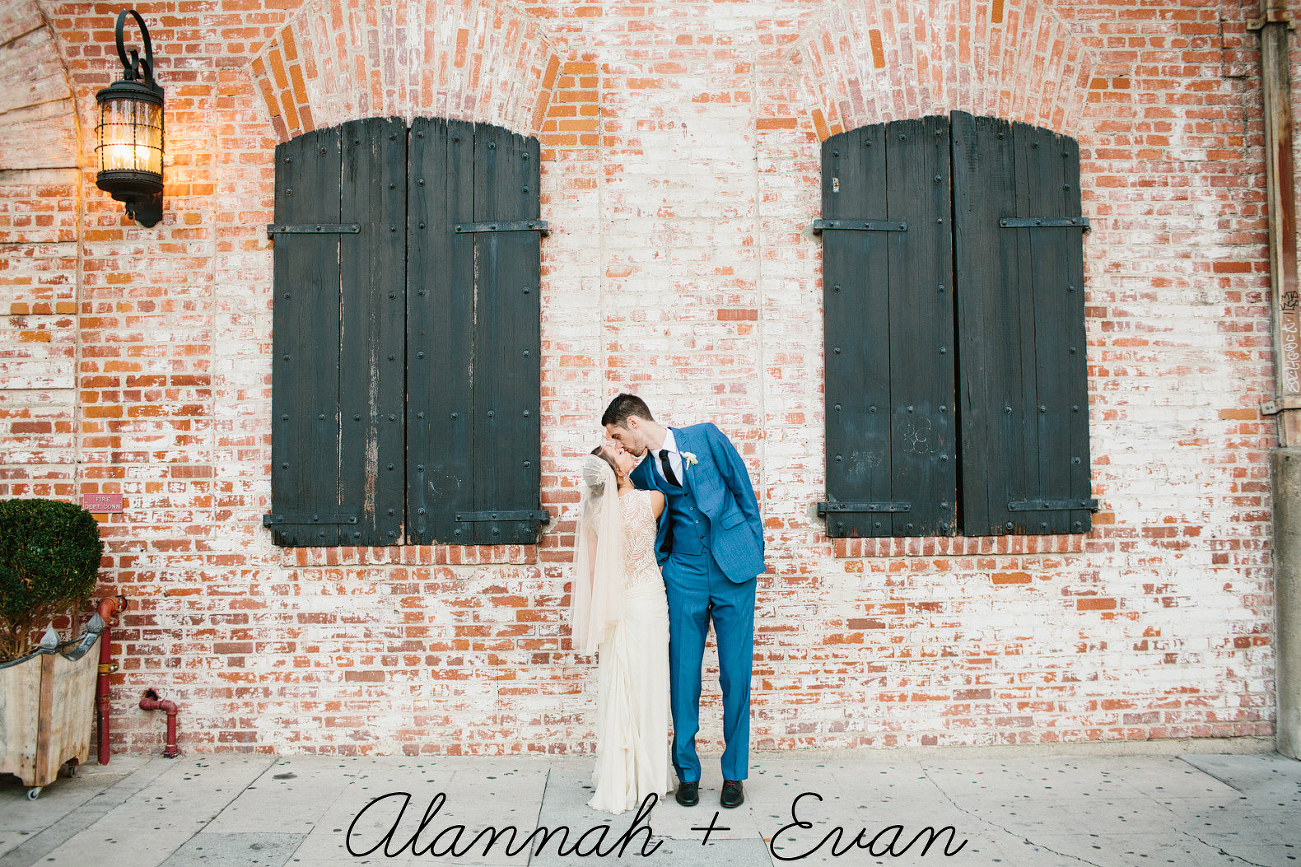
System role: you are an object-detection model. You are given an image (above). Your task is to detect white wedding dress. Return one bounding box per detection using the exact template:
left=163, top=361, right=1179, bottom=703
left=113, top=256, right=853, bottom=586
left=588, top=489, right=671, bottom=814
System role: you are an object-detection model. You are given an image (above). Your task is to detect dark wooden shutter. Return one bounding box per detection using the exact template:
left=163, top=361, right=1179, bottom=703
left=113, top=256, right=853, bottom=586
left=952, top=110, right=1094, bottom=535
left=820, top=116, right=957, bottom=537
left=268, top=117, right=408, bottom=546
left=406, top=119, right=544, bottom=545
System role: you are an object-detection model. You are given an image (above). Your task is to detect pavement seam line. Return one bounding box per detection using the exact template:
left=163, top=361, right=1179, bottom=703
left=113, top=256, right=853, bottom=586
left=153, top=756, right=282, bottom=867
left=916, top=765, right=1107, bottom=867
left=0, top=760, right=173, bottom=867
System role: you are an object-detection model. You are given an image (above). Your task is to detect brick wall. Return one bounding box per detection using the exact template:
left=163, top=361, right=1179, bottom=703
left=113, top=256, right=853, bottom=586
left=0, top=0, right=1290, bottom=754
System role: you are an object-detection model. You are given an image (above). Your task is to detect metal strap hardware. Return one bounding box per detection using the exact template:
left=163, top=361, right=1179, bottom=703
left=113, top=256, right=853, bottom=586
left=812, top=219, right=908, bottom=234
left=263, top=513, right=360, bottom=526
left=817, top=501, right=912, bottom=515
left=1007, top=499, right=1098, bottom=512
left=266, top=223, right=361, bottom=238
left=454, top=220, right=549, bottom=235
left=455, top=509, right=550, bottom=523
left=1260, top=395, right=1301, bottom=416
left=999, top=217, right=1090, bottom=229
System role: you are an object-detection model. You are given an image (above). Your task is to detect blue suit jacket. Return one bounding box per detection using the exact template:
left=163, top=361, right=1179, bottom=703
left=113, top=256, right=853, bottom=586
left=629, top=423, right=765, bottom=583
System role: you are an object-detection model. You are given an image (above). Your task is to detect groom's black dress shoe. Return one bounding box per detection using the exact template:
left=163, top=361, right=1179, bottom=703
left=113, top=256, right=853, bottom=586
left=720, top=780, right=745, bottom=808
left=674, top=781, right=699, bottom=806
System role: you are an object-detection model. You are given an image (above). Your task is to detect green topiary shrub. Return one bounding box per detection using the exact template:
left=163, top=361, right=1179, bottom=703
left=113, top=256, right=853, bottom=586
left=0, top=499, right=103, bottom=663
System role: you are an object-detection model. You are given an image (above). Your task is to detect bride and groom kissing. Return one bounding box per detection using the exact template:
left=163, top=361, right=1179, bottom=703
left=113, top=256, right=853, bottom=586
left=571, top=393, right=764, bottom=815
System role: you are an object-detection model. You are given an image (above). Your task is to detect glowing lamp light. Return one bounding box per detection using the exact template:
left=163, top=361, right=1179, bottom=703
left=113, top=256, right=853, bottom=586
left=95, top=10, right=164, bottom=227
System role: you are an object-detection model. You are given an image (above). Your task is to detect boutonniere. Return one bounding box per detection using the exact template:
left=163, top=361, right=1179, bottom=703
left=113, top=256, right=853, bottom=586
left=681, top=451, right=698, bottom=468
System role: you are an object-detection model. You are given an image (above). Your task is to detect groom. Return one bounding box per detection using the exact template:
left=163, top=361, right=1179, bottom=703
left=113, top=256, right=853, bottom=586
left=602, top=393, right=764, bottom=809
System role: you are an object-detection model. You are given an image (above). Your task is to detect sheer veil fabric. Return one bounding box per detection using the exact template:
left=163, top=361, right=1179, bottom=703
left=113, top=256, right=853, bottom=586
left=571, top=455, right=626, bottom=655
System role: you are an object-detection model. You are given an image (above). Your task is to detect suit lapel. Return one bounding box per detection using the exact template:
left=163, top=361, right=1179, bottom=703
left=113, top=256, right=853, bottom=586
left=673, top=426, right=695, bottom=496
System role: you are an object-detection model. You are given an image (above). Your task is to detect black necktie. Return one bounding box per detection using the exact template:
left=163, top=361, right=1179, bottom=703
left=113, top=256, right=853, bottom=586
left=659, top=448, right=680, bottom=487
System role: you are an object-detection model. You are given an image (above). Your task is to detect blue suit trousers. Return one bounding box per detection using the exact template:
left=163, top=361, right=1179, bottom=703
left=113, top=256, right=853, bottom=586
left=662, top=549, right=756, bottom=783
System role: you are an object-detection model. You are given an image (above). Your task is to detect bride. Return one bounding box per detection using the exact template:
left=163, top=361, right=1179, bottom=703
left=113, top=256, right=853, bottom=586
left=571, top=445, right=671, bottom=814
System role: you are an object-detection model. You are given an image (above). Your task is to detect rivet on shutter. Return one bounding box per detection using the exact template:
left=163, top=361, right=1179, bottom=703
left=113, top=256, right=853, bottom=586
left=418, top=508, right=426, bottom=515
left=417, top=412, right=425, bottom=419
left=835, top=455, right=843, bottom=462
left=388, top=463, right=394, bottom=470
left=1072, top=405, right=1080, bottom=412
left=939, top=346, right=947, bottom=354
left=488, top=142, right=496, bottom=149
left=907, top=406, right=914, bottom=413
left=388, top=354, right=395, bottom=361
left=869, top=406, right=877, bottom=413
left=1039, top=405, right=1047, bottom=413
left=388, top=509, right=395, bottom=516
left=418, top=179, right=425, bottom=186
left=523, top=460, right=531, bottom=468
left=286, top=188, right=292, bottom=196
left=833, top=284, right=841, bottom=293
left=899, top=134, right=906, bottom=141
left=283, top=355, right=290, bottom=362
left=281, top=462, right=289, bottom=469
left=1005, top=521, right=1014, bottom=529
left=1041, top=522, right=1049, bottom=530
left=873, top=521, right=882, bottom=530
left=940, top=455, right=948, bottom=462
left=864, top=141, right=871, bottom=147
left=523, top=350, right=530, bottom=358
left=389, top=183, right=395, bottom=190
left=939, top=405, right=947, bottom=413
left=523, top=410, right=530, bottom=417
left=941, top=501, right=949, bottom=509
left=1005, top=406, right=1012, bottom=413
left=522, top=186, right=529, bottom=193
left=1073, top=521, right=1083, bottom=531
left=285, top=157, right=293, bottom=164
left=417, top=464, right=424, bottom=472
left=523, top=287, right=530, bottom=294
left=836, top=522, right=844, bottom=534
left=934, top=175, right=941, bottom=184
left=354, top=414, right=361, bottom=421
left=906, top=523, right=913, bottom=531
left=281, top=414, right=288, bottom=421
left=833, top=347, right=841, bottom=354
left=938, top=284, right=945, bottom=292
left=318, top=413, right=325, bottom=421
left=832, top=150, right=839, bottom=157
left=941, top=523, right=950, bottom=532
left=417, top=351, right=425, bottom=359
left=833, top=404, right=841, bottom=412
left=419, top=222, right=425, bottom=229
left=283, top=292, right=291, bottom=299
left=451, top=412, right=458, bottom=419
left=488, top=410, right=495, bottom=418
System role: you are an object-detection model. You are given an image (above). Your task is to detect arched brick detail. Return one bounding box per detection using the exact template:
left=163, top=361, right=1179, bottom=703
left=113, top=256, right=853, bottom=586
left=790, top=0, right=1097, bottom=139
left=248, top=0, right=563, bottom=141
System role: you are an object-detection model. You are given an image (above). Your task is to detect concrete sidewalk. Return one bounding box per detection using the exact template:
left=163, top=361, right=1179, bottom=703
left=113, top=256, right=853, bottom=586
left=1, top=746, right=1298, bottom=866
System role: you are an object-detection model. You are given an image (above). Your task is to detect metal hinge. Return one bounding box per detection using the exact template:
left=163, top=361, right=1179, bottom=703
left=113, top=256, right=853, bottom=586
left=999, top=217, right=1090, bottom=230
left=812, top=219, right=908, bottom=234
left=263, top=513, right=360, bottom=526
left=454, top=220, right=549, bottom=235
left=817, top=501, right=912, bottom=515
left=454, top=509, right=550, bottom=523
left=1007, top=499, right=1099, bottom=512
left=266, top=223, right=361, bottom=238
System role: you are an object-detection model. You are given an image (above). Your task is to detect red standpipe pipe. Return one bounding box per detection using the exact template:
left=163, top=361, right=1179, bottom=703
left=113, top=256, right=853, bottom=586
left=139, top=689, right=180, bottom=758
left=95, top=595, right=128, bottom=765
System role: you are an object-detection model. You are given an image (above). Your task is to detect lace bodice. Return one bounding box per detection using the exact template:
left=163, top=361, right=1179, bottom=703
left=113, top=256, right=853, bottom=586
left=620, top=490, right=662, bottom=592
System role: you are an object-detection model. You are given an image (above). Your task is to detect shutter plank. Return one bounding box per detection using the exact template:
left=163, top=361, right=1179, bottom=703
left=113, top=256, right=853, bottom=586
left=885, top=115, right=956, bottom=536
left=953, top=111, right=1022, bottom=536
left=823, top=125, right=893, bottom=537
left=339, top=117, right=407, bottom=546
left=408, top=117, right=476, bottom=544
left=271, top=127, right=344, bottom=546
left=470, top=124, right=543, bottom=544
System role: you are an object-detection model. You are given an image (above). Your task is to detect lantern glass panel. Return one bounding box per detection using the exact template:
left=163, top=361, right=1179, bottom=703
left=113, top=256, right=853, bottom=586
left=96, top=97, right=163, bottom=176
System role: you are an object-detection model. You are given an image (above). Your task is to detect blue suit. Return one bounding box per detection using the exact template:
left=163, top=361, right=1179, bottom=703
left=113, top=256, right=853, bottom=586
left=630, top=423, right=763, bottom=783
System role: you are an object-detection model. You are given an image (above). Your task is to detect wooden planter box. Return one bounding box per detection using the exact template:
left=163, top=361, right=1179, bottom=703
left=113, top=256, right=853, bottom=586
left=0, top=625, right=101, bottom=798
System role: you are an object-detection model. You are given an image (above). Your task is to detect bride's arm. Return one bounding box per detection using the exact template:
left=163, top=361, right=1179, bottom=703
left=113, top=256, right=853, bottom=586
left=647, top=489, right=666, bottom=520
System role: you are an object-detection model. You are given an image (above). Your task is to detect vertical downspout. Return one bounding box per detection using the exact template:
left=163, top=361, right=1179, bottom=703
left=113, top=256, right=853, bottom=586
left=1258, top=0, right=1301, bottom=759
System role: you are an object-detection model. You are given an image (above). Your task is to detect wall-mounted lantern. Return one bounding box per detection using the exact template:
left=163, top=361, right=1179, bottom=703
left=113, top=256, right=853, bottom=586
left=95, top=10, right=164, bottom=228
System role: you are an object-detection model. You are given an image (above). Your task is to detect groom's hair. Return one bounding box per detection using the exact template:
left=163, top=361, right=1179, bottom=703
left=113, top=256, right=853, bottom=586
left=602, top=393, right=653, bottom=427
